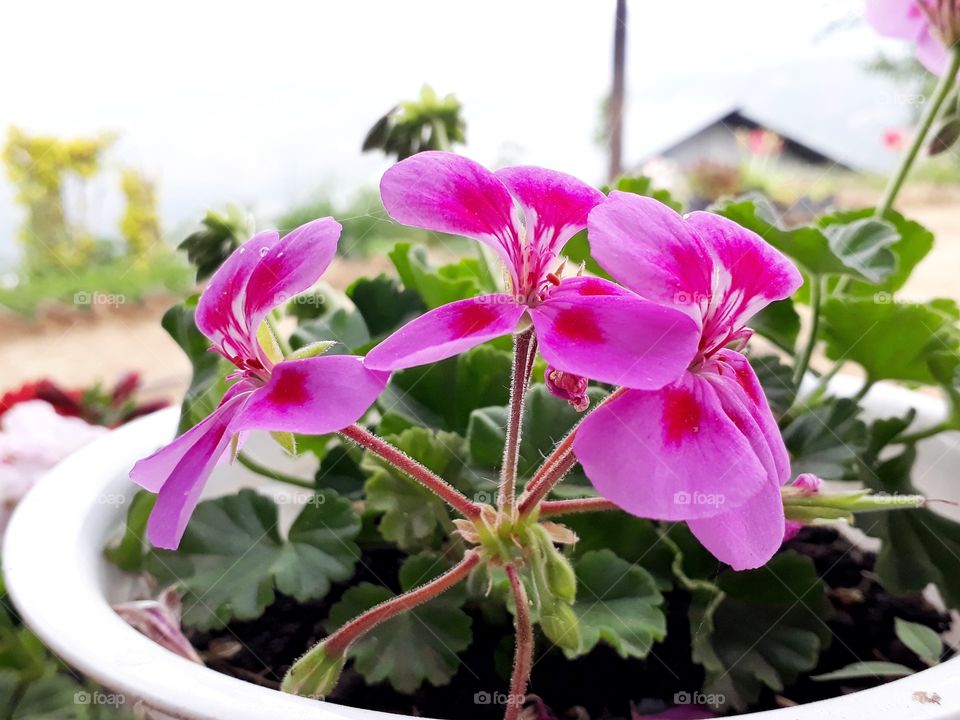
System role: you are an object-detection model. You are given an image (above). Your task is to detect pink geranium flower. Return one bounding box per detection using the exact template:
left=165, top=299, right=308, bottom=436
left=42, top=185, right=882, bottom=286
left=364, top=152, right=699, bottom=392
left=573, top=192, right=803, bottom=570
left=131, top=219, right=388, bottom=549
left=866, top=0, right=960, bottom=75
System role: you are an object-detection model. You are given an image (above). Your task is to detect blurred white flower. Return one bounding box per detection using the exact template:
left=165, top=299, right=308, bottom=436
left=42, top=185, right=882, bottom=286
left=0, top=400, right=106, bottom=536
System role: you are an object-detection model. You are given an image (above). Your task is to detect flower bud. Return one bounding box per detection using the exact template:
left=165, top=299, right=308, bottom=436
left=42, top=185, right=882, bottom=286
left=281, top=642, right=347, bottom=699
left=545, top=366, right=589, bottom=412
left=538, top=600, right=581, bottom=653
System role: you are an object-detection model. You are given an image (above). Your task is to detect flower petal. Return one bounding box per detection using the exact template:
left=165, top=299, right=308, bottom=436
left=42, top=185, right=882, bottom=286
left=573, top=373, right=769, bottom=521
left=707, top=349, right=791, bottom=486
left=685, top=211, right=803, bottom=334
left=531, top=277, right=699, bottom=390
left=196, top=218, right=341, bottom=361
left=495, top=166, right=604, bottom=281
left=916, top=25, right=951, bottom=76
left=364, top=294, right=525, bottom=371
left=687, top=479, right=785, bottom=570
left=243, top=217, right=341, bottom=331
left=587, top=192, right=715, bottom=315
left=133, top=391, right=251, bottom=549
left=865, top=0, right=927, bottom=40
left=380, top=151, right=522, bottom=284
left=237, top=355, right=388, bottom=434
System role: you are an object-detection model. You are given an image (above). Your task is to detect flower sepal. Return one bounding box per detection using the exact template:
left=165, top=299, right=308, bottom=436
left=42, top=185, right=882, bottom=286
left=281, top=640, right=347, bottom=699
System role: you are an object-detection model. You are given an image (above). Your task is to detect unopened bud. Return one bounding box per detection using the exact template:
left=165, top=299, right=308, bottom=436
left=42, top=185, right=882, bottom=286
left=281, top=642, right=346, bottom=699
left=545, top=366, right=589, bottom=412
left=539, top=600, right=581, bottom=653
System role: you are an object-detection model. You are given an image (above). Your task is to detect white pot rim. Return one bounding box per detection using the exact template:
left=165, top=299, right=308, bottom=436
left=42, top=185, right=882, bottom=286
left=4, top=386, right=960, bottom=720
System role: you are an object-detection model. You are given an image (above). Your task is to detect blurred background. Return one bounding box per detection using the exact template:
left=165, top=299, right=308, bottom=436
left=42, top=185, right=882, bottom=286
left=1, top=0, right=955, bottom=400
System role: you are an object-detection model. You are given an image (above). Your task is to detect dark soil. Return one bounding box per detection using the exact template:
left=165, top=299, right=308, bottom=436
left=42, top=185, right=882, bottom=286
left=188, top=527, right=951, bottom=719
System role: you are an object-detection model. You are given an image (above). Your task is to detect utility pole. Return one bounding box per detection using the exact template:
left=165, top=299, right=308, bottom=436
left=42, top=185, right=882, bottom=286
left=608, top=0, right=627, bottom=182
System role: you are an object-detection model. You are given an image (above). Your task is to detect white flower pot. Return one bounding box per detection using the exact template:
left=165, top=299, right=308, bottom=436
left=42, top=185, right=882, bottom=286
left=4, top=380, right=960, bottom=720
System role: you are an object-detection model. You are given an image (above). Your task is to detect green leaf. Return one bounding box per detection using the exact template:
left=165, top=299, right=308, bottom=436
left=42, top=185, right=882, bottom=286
left=388, top=242, right=484, bottom=309
left=811, top=661, right=914, bottom=681
left=161, top=300, right=230, bottom=432
left=147, top=489, right=361, bottom=629
left=314, top=441, right=367, bottom=498
left=691, top=551, right=833, bottom=711
left=291, top=307, right=371, bottom=354
left=364, top=427, right=471, bottom=549
left=178, top=206, right=248, bottom=281
left=894, top=618, right=942, bottom=662
left=713, top=195, right=898, bottom=283
left=346, top=273, right=425, bottom=337
left=467, top=384, right=607, bottom=480
left=607, top=175, right=683, bottom=212
left=324, top=554, right=472, bottom=693
left=749, top=355, right=796, bottom=418
left=821, top=208, right=933, bottom=294
left=782, top=398, right=867, bottom=480
left=750, top=298, right=801, bottom=353
left=862, top=447, right=960, bottom=610
left=104, top=491, right=156, bottom=572
left=382, top=344, right=512, bottom=434
left=564, top=550, right=666, bottom=660
left=821, top=297, right=959, bottom=384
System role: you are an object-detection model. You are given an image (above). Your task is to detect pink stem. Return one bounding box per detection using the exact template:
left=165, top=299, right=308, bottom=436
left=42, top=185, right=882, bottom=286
left=538, top=497, right=621, bottom=518
left=340, top=424, right=481, bottom=518
left=499, top=328, right=537, bottom=514
left=504, top=564, right=534, bottom=720
left=324, top=551, right=481, bottom=655
left=518, top=386, right=629, bottom=514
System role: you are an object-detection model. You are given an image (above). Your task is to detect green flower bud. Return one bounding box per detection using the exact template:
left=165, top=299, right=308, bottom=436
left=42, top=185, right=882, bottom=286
left=281, top=642, right=346, bottom=699
left=539, top=601, right=581, bottom=653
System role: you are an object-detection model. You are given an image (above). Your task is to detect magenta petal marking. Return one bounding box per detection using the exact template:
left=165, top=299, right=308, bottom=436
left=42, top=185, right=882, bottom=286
left=573, top=376, right=768, bottom=522
left=379, top=152, right=521, bottom=284
left=237, top=355, right=389, bottom=435
left=531, top=279, right=699, bottom=391
left=364, top=294, right=524, bottom=371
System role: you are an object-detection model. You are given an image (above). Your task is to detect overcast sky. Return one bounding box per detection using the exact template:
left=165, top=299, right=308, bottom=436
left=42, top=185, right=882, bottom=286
left=0, top=0, right=914, bottom=269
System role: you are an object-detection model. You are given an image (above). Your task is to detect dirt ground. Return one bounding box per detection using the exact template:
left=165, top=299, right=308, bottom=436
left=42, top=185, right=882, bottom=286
left=2, top=187, right=959, bottom=403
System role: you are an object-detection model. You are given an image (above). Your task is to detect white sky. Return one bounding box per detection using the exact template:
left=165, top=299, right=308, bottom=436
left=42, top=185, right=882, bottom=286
left=0, top=0, right=909, bottom=269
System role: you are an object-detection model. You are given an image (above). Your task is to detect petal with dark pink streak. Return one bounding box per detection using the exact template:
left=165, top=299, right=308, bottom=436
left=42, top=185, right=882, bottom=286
left=573, top=374, right=769, bottom=522
left=380, top=152, right=521, bottom=282
left=237, top=355, right=388, bottom=434
left=531, top=277, right=699, bottom=390
left=364, top=294, right=525, bottom=371
left=587, top=192, right=715, bottom=316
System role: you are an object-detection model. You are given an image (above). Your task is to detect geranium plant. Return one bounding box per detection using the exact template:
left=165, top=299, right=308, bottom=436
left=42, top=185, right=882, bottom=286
left=106, top=17, right=960, bottom=716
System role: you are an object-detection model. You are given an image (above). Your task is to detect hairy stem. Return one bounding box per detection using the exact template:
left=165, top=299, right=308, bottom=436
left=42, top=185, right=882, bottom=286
left=518, top=386, right=629, bottom=514
left=236, top=451, right=315, bottom=489
left=324, top=551, right=481, bottom=655
left=499, top=328, right=537, bottom=514
left=876, top=46, right=960, bottom=218
left=340, top=424, right=481, bottom=518
left=266, top=312, right=293, bottom=357
left=792, top=275, right=824, bottom=388
left=538, top=497, right=621, bottom=518
left=504, top=564, right=534, bottom=720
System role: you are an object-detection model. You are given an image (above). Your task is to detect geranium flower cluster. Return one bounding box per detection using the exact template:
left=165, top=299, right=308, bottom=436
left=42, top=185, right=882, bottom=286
left=132, top=151, right=802, bottom=571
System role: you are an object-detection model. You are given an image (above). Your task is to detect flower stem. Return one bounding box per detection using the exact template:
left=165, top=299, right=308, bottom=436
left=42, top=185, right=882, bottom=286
left=518, top=386, right=629, bottom=514
left=499, top=328, right=538, bottom=515
left=324, top=551, right=481, bottom=655
left=875, top=46, right=960, bottom=219
left=504, top=564, right=534, bottom=720
left=792, top=274, right=824, bottom=388
left=538, top=497, right=621, bottom=518
left=340, top=424, right=481, bottom=518
left=235, top=451, right=316, bottom=489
